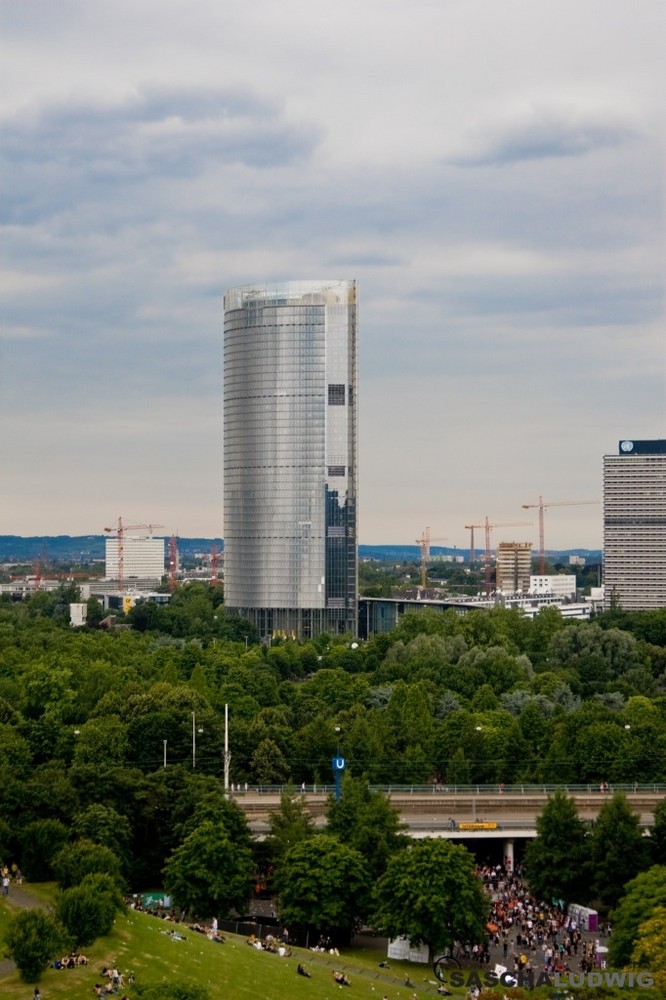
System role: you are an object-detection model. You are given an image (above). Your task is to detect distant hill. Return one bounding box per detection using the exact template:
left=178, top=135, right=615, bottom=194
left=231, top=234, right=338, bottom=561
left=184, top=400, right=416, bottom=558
left=0, top=535, right=602, bottom=563
left=0, top=535, right=222, bottom=562
left=359, top=545, right=602, bottom=562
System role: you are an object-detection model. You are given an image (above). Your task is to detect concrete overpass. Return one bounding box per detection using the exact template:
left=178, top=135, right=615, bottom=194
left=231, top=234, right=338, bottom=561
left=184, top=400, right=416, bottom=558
left=234, top=785, right=663, bottom=867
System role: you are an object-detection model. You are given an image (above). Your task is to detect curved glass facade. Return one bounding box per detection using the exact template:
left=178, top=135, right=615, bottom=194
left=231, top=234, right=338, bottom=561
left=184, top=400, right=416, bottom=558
left=223, top=280, right=357, bottom=638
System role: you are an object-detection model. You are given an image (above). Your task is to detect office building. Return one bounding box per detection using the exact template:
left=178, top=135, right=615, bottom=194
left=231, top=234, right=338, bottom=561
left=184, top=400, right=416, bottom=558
left=495, top=541, right=533, bottom=594
left=603, top=439, right=666, bottom=610
left=530, top=575, right=577, bottom=599
left=105, top=535, right=165, bottom=584
left=223, top=280, right=358, bottom=638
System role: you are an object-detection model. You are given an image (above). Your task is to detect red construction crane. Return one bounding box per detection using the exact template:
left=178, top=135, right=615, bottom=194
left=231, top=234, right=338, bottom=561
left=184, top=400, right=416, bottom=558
left=465, top=517, right=532, bottom=595
left=521, top=497, right=600, bottom=574
left=33, top=544, right=49, bottom=592
left=103, top=517, right=164, bottom=593
left=415, top=527, right=448, bottom=589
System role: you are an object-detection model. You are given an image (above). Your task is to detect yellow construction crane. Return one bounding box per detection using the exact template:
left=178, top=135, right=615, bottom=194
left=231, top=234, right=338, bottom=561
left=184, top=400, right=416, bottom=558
left=415, top=527, right=448, bottom=589
left=521, top=497, right=600, bottom=574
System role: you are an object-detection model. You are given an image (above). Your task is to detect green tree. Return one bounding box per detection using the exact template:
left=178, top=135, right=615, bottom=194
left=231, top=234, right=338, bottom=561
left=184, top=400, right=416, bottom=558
left=591, top=793, right=649, bottom=907
left=73, top=803, right=132, bottom=870
left=446, top=746, right=471, bottom=786
left=471, top=684, right=499, bottom=712
left=172, top=787, right=253, bottom=853
left=85, top=597, right=105, bottom=628
left=4, top=909, right=69, bottom=982
left=250, top=737, right=289, bottom=785
left=72, top=716, right=129, bottom=767
left=0, top=722, right=32, bottom=775
left=632, top=905, right=666, bottom=992
left=326, top=775, right=406, bottom=882
left=277, top=834, right=370, bottom=943
left=650, top=799, right=666, bottom=865
left=163, top=820, right=253, bottom=918
left=19, top=818, right=69, bottom=881
left=609, top=865, right=666, bottom=966
left=52, top=838, right=124, bottom=890
left=0, top=818, right=12, bottom=861
left=55, top=872, right=125, bottom=946
left=265, top=789, right=316, bottom=869
left=524, top=790, right=591, bottom=903
left=374, top=838, right=488, bottom=957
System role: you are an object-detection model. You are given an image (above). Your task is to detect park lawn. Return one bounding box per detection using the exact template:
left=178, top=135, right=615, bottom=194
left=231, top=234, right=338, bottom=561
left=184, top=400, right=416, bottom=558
left=0, top=904, right=470, bottom=1000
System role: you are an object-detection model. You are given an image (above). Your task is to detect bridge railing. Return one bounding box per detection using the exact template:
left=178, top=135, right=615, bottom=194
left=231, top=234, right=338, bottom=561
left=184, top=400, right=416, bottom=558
left=236, top=782, right=666, bottom=796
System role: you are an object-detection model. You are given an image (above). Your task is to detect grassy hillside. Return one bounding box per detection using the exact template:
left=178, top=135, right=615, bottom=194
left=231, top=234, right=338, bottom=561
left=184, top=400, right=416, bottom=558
left=0, top=899, right=465, bottom=1000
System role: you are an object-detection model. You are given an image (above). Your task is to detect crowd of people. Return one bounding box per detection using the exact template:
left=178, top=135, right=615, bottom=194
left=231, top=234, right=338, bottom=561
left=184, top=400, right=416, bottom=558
left=0, top=863, right=21, bottom=896
left=53, top=952, right=88, bottom=969
left=246, top=932, right=292, bottom=957
left=92, top=962, right=134, bottom=996
left=477, top=863, right=606, bottom=979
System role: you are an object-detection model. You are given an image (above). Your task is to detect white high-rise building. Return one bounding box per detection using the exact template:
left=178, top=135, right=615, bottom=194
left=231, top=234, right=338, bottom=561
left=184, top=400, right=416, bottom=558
left=603, top=439, right=666, bottom=610
left=105, top=536, right=165, bottom=584
left=223, top=280, right=358, bottom=639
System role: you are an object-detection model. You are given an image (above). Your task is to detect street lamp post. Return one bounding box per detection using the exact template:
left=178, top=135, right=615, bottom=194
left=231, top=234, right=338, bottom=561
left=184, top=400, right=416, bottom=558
left=223, top=703, right=231, bottom=794
left=331, top=725, right=345, bottom=801
left=192, top=712, right=204, bottom=768
left=163, top=739, right=167, bottom=768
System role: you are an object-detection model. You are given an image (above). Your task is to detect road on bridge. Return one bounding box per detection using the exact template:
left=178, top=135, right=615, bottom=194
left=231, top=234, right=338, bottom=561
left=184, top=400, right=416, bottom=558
left=233, top=787, right=662, bottom=839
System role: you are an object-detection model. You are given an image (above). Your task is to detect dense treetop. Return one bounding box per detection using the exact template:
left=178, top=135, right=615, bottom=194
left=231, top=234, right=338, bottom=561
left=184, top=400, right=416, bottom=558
left=1, top=586, right=666, bottom=891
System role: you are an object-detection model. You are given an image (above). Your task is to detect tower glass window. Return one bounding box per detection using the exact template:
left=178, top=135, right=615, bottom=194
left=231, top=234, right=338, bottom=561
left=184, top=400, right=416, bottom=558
left=223, top=280, right=358, bottom=638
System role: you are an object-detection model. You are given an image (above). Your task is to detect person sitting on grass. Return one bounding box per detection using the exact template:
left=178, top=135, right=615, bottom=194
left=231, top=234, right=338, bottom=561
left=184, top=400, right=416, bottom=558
left=297, top=963, right=311, bottom=977
left=333, top=970, right=351, bottom=986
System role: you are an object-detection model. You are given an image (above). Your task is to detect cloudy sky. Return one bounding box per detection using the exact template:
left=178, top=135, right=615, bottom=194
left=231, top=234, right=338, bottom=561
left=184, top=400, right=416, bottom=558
left=1, top=0, right=664, bottom=549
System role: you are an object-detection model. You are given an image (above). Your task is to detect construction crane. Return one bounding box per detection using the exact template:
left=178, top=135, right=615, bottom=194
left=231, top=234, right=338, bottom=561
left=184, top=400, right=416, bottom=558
left=464, top=524, right=479, bottom=565
left=33, top=544, right=49, bottom=592
left=521, top=497, right=600, bottom=574
left=465, top=517, right=532, bottom=596
left=415, top=527, right=448, bottom=589
left=103, top=517, right=164, bottom=593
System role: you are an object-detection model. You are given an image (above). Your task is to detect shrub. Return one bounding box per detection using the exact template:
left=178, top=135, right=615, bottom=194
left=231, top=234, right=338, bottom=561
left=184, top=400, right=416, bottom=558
left=52, top=838, right=123, bottom=890
left=4, top=909, right=69, bottom=982
left=56, top=872, right=125, bottom=946
left=18, top=819, right=69, bottom=881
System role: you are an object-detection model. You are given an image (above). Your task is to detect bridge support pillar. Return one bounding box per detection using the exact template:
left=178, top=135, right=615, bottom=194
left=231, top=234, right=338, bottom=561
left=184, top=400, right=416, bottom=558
left=504, top=838, right=514, bottom=872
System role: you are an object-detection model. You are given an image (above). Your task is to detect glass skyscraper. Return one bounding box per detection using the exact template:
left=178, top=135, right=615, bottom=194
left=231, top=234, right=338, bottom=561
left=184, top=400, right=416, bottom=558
left=223, top=280, right=358, bottom=639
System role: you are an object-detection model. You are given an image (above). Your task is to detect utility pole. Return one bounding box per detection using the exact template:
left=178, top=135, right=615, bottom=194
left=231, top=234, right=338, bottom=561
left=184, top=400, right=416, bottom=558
left=223, top=703, right=231, bottom=794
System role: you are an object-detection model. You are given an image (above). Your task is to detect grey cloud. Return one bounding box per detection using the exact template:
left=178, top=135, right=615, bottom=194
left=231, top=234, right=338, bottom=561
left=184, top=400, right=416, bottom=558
left=2, top=86, right=322, bottom=224
left=451, top=108, right=639, bottom=167
left=325, top=252, right=404, bottom=268
left=406, top=272, right=661, bottom=327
